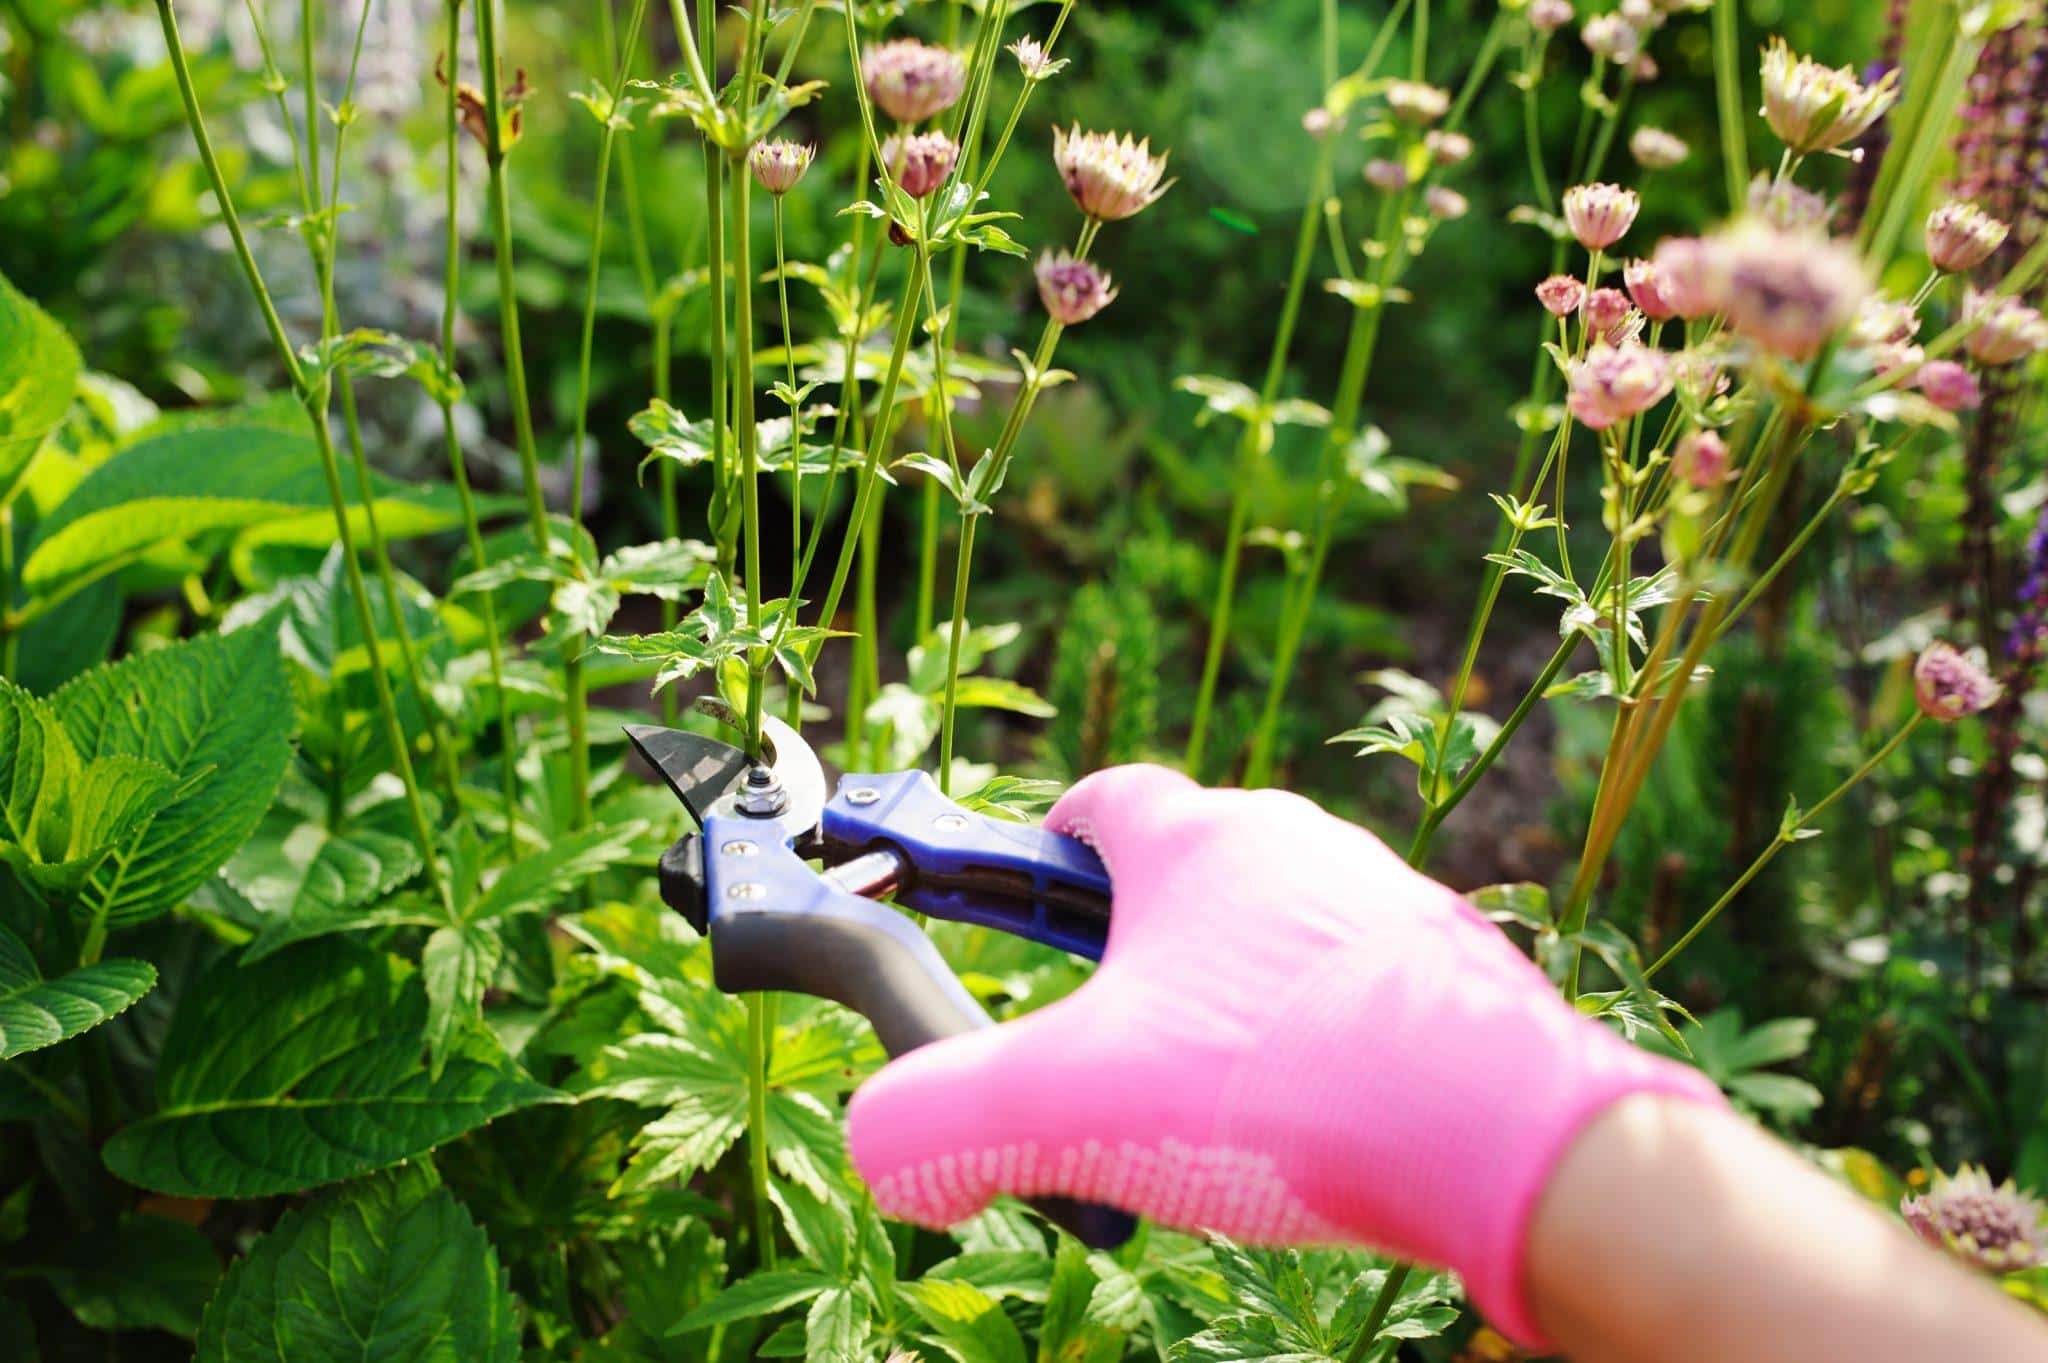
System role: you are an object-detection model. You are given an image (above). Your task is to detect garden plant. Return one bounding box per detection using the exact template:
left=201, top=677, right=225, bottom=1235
left=1, top=0, right=2047, bottom=1357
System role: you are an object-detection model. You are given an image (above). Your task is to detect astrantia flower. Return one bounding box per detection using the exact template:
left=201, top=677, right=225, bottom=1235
left=1925, top=200, right=2009, bottom=273
left=1563, top=182, right=1640, bottom=250
left=1673, top=430, right=1731, bottom=488
left=1425, top=186, right=1470, bottom=221
left=1746, top=173, right=1834, bottom=233
left=1619, top=0, right=1661, bottom=28
left=1385, top=80, right=1450, bottom=125
left=1054, top=126, right=1173, bottom=222
left=1008, top=35, right=1066, bottom=82
left=1623, top=258, right=1677, bottom=321
left=1903, top=1167, right=2048, bottom=1271
left=1568, top=341, right=1673, bottom=430
left=865, top=38, right=967, bottom=124
left=1870, top=342, right=1924, bottom=379
left=1917, top=360, right=1982, bottom=413
left=1365, top=158, right=1409, bottom=193
left=749, top=139, right=814, bottom=196
left=1302, top=107, right=1335, bottom=139
left=1712, top=219, right=1870, bottom=360
left=1529, top=0, right=1575, bottom=33
left=1582, top=287, right=1638, bottom=344
left=1649, top=237, right=1718, bottom=321
left=1425, top=129, right=1474, bottom=166
left=880, top=131, right=959, bottom=199
left=1630, top=126, right=1690, bottom=170
left=1536, top=274, right=1588, bottom=318
left=1672, top=346, right=1731, bottom=404
left=1913, top=644, right=2002, bottom=721
left=1849, top=295, right=1919, bottom=349
left=1035, top=251, right=1118, bottom=326
left=1760, top=37, right=1900, bottom=155
left=1581, top=13, right=1642, bottom=63
left=1962, top=289, right=2048, bottom=366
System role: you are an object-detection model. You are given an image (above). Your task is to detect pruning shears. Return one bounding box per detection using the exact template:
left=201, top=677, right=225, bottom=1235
left=625, top=713, right=1136, bottom=1250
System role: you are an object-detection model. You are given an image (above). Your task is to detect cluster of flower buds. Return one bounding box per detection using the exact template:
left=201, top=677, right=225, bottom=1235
left=1629, top=126, right=1690, bottom=170
left=1054, top=126, right=1174, bottom=223
left=1582, top=287, right=1641, bottom=345
left=1649, top=218, right=1870, bottom=360
left=864, top=38, right=968, bottom=124
left=1760, top=38, right=1900, bottom=156
left=1925, top=199, right=2011, bottom=273
left=1568, top=340, right=1674, bottom=430
left=1912, top=644, right=2004, bottom=722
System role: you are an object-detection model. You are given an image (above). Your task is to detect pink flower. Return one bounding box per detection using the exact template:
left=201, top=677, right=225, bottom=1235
left=1302, top=107, right=1335, bottom=139
left=1582, top=287, right=1636, bottom=343
left=1568, top=341, right=1673, bottom=430
left=864, top=38, right=967, bottom=124
left=1536, top=274, right=1588, bottom=318
left=748, top=139, right=814, bottom=196
left=1648, top=237, right=1719, bottom=320
left=1713, top=220, right=1869, bottom=360
left=1385, top=80, right=1450, bottom=125
left=1916, top=360, right=1982, bottom=412
left=1902, top=1166, right=2048, bottom=1272
left=1925, top=201, right=2009, bottom=274
left=1563, top=182, right=1640, bottom=250
left=1425, top=186, right=1470, bottom=221
left=1850, top=296, right=1919, bottom=349
left=880, top=131, right=959, bottom=198
left=1747, top=173, right=1834, bottom=234
left=1623, top=258, right=1677, bottom=321
left=1761, top=38, right=1900, bottom=156
left=1962, top=288, right=2048, bottom=366
left=1913, top=643, right=2001, bottom=721
left=1629, top=127, right=1689, bottom=170
left=1581, top=14, right=1642, bottom=62
left=1529, top=0, right=1576, bottom=34
left=1035, top=250, right=1118, bottom=326
left=1425, top=129, right=1474, bottom=166
left=1673, top=430, right=1731, bottom=488
left=1364, top=158, right=1409, bottom=192
left=1054, top=126, right=1173, bottom=222
left=1007, top=36, right=1065, bottom=82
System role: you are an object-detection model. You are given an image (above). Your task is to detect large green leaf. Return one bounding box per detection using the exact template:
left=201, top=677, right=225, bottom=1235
left=226, top=802, right=423, bottom=960
left=102, top=941, right=556, bottom=1197
left=0, top=267, right=83, bottom=511
left=0, top=922, right=156, bottom=1060
left=55, top=624, right=294, bottom=929
left=196, top=1164, right=520, bottom=1363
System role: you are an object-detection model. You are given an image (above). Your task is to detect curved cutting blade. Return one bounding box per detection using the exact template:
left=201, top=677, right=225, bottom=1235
left=624, top=713, right=826, bottom=842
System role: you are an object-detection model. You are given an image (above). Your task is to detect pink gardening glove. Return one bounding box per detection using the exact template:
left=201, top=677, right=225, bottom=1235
left=845, top=765, right=1723, bottom=1346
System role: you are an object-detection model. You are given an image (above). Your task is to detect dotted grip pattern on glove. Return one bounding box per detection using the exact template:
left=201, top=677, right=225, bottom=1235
left=845, top=765, right=1724, bottom=1347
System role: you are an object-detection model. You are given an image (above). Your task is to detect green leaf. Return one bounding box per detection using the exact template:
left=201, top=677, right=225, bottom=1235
left=196, top=1164, right=520, bottom=1363
left=423, top=922, right=504, bottom=1078
left=35, top=1212, right=219, bottom=1338
left=0, top=266, right=83, bottom=510
left=805, top=1285, right=872, bottom=1363
left=1329, top=1266, right=1459, bottom=1345
left=227, top=803, right=424, bottom=960
left=102, top=941, right=556, bottom=1197
left=900, top=1278, right=1027, bottom=1363
left=672, top=1268, right=833, bottom=1333
left=0, top=922, right=154, bottom=1060
left=950, top=676, right=1057, bottom=717
left=466, top=821, right=646, bottom=924
left=55, top=624, right=294, bottom=930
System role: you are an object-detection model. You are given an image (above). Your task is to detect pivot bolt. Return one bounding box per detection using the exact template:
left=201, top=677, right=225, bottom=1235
left=735, top=766, right=789, bottom=817
left=847, top=787, right=882, bottom=806
left=722, top=840, right=760, bottom=857
left=728, top=882, right=768, bottom=901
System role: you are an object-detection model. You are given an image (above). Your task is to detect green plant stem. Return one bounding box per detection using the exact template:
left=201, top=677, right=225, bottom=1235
left=705, top=146, right=734, bottom=573
left=1711, top=0, right=1747, bottom=212
left=744, top=992, right=776, bottom=1265
left=1863, top=19, right=1978, bottom=270
left=0, top=506, right=15, bottom=680
left=1342, top=1265, right=1413, bottom=1363
left=1185, top=128, right=1335, bottom=777
left=153, top=0, right=447, bottom=913
left=1648, top=714, right=1925, bottom=980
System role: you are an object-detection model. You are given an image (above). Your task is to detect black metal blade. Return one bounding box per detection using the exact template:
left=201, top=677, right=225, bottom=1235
left=624, top=724, right=752, bottom=826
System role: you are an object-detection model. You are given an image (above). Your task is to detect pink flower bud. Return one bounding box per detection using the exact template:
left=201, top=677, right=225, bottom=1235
left=1054, top=126, right=1174, bottom=222
left=1714, top=220, right=1869, bottom=360
left=1302, top=107, right=1335, bottom=139
left=1582, top=287, right=1635, bottom=341
left=1672, top=430, right=1731, bottom=488
left=1916, top=360, right=1982, bottom=412
left=1629, top=127, right=1689, bottom=170
left=1914, top=642, right=2001, bottom=722
left=1385, top=80, right=1451, bottom=125
left=1562, top=182, right=1640, bottom=250
left=1035, top=250, right=1118, bottom=326
left=1925, top=201, right=2009, bottom=274
left=1424, top=185, right=1470, bottom=221
left=1536, top=274, right=1588, bottom=317
left=748, top=139, right=815, bottom=196
left=1364, top=158, right=1409, bottom=193
left=1622, top=258, right=1677, bottom=321
left=1568, top=341, right=1673, bottom=430
left=1648, top=237, right=1719, bottom=320
left=1425, top=129, right=1474, bottom=166
left=1962, top=288, right=2048, bottom=366
left=1529, top=0, right=1576, bottom=33
left=864, top=39, right=967, bottom=124
left=880, top=131, right=959, bottom=198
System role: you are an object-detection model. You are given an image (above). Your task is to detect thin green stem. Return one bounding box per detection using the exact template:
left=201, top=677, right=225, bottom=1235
left=1711, top=0, right=1748, bottom=212
left=1342, top=1265, right=1413, bottom=1363
left=744, top=993, right=777, bottom=1265
left=0, top=506, right=15, bottom=679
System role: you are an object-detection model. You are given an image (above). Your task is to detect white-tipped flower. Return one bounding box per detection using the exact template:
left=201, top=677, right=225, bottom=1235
left=880, top=131, right=959, bottom=199
left=1629, top=126, right=1690, bottom=170
left=1568, top=340, right=1673, bottom=430
left=1365, top=158, right=1410, bottom=193
left=1563, top=182, right=1641, bottom=250
left=1036, top=250, right=1118, bottom=326
left=749, top=139, right=815, bottom=196
left=1746, top=172, right=1834, bottom=234
left=1425, top=129, right=1474, bottom=166
left=1581, top=13, right=1643, bottom=63
left=1712, top=219, right=1870, bottom=360
left=865, top=38, right=968, bottom=124
left=1385, top=79, right=1451, bottom=125
left=1962, top=288, right=2048, bottom=366
left=1623, top=257, right=1678, bottom=321
left=1537, top=274, right=1588, bottom=318
left=1008, top=35, right=1067, bottom=83
left=1925, top=200, right=2009, bottom=274
left=1425, top=185, right=1470, bottom=221
left=1054, top=126, right=1174, bottom=222
left=1904, top=1167, right=2048, bottom=1271
left=1760, top=37, right=1899, bottom=155
left=1529, top=0, right=1576, bottom=34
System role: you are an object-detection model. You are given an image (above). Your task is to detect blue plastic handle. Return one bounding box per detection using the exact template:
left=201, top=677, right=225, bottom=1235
left=821, top=772, right=1111, bottom=961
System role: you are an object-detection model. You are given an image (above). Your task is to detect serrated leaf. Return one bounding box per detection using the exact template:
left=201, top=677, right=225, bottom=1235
left=805, top=1285, right=871, bottom=1363
left=226, top=804, right=423, bottom=959
left=0, top=922, right=156, bottom=1060
left=671, top=1268, right=833, bottom=1334
left=901, top=1278, right=1027, bottom=1363
left=195, top=1164, right=520, bottom=1362
left=0, top=266, right=83, bottom=510
left=102, top=940, right=556, bottom=1197
left=423, top=922, right=503, bottom=1077
left=55, top=624, right=294, bottom=930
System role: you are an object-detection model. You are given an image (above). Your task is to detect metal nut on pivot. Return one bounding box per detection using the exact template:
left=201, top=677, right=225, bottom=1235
left=846, top=787, right=882, bottom=806
left=933, top=814, right=969, bottom=833
left=734, top=766, right=790, bottom=817
left=728, top=882, right=768, bottom=901
left=722, top=840, right=760, bottom=857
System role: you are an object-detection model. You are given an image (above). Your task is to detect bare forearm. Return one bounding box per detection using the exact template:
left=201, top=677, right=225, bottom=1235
left=1526, top=1096, right=2047, bottom=1363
